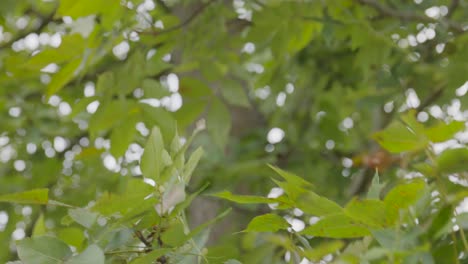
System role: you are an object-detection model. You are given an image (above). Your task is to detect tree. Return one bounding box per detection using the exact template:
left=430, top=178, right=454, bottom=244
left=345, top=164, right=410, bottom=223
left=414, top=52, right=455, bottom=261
left=0, top=0, right=467, bottom=263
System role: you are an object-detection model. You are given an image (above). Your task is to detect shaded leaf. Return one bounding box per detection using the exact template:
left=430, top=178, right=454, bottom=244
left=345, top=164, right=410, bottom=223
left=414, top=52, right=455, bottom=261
left=66, top=245, right=104, bottom=264
left=183, top=147, right=204, bottom=183
left=47, top=59, right=82, bottom=97
left=141, top=127, right=165, bottom=180
left=110, top=114, right=138, bottom=157
left=68, top=208, right=98, bottom=228
left=427, top=205, right=454, bottom=239
left=207, top=99, right=231, bottom=149
left=129, top=248, right=171, bottom=264
left=17, top=236, right=72, bottom=264
left=367, top=170, right=385, bottom=199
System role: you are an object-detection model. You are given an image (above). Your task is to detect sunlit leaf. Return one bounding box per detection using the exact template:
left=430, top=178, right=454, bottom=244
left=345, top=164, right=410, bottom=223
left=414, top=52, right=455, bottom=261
left=436, top=147, right=468, bottom=174
left=268, top=165, right=314, bottom=188
left=345, top=198, right=388, bottom=228
left=0, top=189, right=48, bottom=204
left=301, top=213, right=370, bottom=238
left=372, top=120, right=428, bottom=153
left=384, top=179, right=426, bottom=223
left=211, top=191, right=275, bottom=204
left=296, top=191, right=343, bottom=217
left=245, top=213, right=290, bottom=232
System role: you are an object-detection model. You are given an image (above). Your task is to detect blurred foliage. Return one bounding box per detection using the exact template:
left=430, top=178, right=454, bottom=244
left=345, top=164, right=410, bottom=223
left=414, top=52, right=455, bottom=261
left=0, top=0, right=468, bottom=263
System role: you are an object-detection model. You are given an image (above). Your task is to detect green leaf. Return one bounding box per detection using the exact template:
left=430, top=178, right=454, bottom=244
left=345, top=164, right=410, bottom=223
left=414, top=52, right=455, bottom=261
left=245, top=213, right=289, bottom=232
left=207, top=99, right=231, bottom=149
left=296, top=191, right=343, bottom=217
left=88, top=100, right=133, bottom=136
left=47, top=59, right=82, bottom=97
left=57, top=228, right=85, bottom=250
left=301, top=240, right=344, bottom=261
left=384, top=179, right=426, bottom=223
left=268, top=164, right=314, bottom=188
left=0, top=188, right=48, bottom=204
left=141, top=127, right=165, bottom=180
left=68, top=208, right=98, bottom=228
left=160, top=220, right=187, bottom=247
left=24, top=35, right=85, bottom=70
left=96, top=71, right=115, bottom=95
left=129, top=248, right=171, bottom=264
left=142, top=79, right=171, bottom=98
left=66, top=245, right=104, bottom=264
left=110, top=114, right=138, bottom=157
left=436, top=148, right=468, bottom=174
left=182, top=147, right=204, bottom=183
left=372, top=120, right=428, bottom=153
left=427, top=205, right=454, bottom=239
left=17, top=236, right=72, bottom=264
left=220, top=79, right=250, bottom=107
left=301, top=213, right=370, bottom=238
left=92, top=179, right=155, bottom=216
left=211, top=190, right=275, bottom=204
left=367, top=171, right=385, bottom=199
left=58, top=0, right=119, bottom=19
left=32, top=214, right=46, bottom=237
left=345, top=198, right=388, bottom=228
left=425, top=121, right=465, bottom=142
left=140, top=105, right=176, bottom=142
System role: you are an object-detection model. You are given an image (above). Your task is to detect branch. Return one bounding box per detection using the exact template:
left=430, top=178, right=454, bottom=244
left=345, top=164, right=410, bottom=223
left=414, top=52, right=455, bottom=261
left=156, top=0, right=171, bottom=13
left=356, top=0, right=465, bottom=34
left=416, top=85, right=445, bottom=113
left=139, top=0, right=218, bottom=36
left=447, top=0, right=460, bottom=18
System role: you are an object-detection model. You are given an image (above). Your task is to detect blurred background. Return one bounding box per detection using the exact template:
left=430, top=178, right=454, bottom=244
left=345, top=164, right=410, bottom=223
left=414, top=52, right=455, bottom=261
left=0, top=0, right=468, bottom=263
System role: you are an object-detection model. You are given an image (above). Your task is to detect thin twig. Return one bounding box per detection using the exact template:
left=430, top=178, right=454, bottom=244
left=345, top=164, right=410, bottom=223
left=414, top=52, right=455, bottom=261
left=140, top=0, right=218, bottom=36
left=156, top=0, right=171, bottom=13
left=447, top=0, right=460, bottom=18
left=416, top=86, right=445, bottom=113
left=356, top=0, right=465, bottom=34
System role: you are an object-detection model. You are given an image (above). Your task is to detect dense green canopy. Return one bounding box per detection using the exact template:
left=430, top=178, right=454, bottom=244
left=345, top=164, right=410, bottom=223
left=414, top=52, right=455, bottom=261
left=0, top=0, right=467, bottom=263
